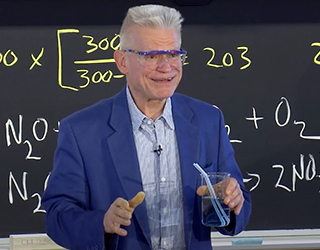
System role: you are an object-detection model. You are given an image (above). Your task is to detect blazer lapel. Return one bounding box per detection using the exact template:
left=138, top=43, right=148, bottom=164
left=107, top=88, right=152, bottom=247
left=171, top=94, right=202, bottom=237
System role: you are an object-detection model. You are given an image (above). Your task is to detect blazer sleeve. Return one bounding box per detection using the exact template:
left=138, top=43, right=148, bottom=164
left=214, top=108, right=252, bottom=236
left=42, top=119, right=106, bottom=250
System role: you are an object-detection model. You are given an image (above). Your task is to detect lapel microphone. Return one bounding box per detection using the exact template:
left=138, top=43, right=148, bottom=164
left=153, top=144, right=163, bottom=156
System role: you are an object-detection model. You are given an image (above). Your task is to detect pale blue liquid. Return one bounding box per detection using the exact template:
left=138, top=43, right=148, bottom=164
left=202, top=196, right=230, bottom=227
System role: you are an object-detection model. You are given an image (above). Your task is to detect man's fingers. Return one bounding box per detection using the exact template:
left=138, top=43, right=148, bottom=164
left=104, top=193, right=145, bottom=236
left=115, top=227, right=128, bottom=237
left=223, top=178, right=244, bottom=214
left=113, top=216, right=131, bottom=228
left=113, top=208, right=132, bottom=223
left=225, top=178, right=237, bottom=196
left=196, top=185, right=209, bottom=196
left=128, top=191, right=145, bottom=209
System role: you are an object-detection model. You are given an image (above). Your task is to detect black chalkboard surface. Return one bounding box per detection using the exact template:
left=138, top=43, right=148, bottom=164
left=1, top=0, right=320, bottom=237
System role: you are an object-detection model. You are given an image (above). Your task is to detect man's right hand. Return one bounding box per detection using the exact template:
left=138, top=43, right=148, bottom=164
left=103, top=191, right=145, bottom=236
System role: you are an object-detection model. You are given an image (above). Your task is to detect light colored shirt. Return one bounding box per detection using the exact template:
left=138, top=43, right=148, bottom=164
left=126, top=86, right=185, bottom=250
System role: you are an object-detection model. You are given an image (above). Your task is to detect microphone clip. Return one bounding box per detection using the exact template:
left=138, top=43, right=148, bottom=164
left=153, top=144, right=163, bottom=156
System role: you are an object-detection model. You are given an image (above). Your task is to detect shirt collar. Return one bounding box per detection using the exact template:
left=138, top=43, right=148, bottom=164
left=126, top=85, right=175, bottom=132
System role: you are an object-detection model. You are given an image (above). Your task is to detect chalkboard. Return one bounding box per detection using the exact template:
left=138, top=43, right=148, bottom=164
left=1, top=0, right=320, bottom=237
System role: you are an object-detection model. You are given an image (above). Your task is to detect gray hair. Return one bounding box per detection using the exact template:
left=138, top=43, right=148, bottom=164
left=119, top=4, right=184, bottom=49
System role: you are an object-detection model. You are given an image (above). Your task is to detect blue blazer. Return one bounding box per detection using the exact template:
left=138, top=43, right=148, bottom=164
left=42, top=87, right=251, bottom=250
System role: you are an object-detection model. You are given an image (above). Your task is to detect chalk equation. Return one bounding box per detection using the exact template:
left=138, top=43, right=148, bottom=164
left=5, top=115, right=58, bottom=213
left=0, top=29, right=125, bottom=92
left=204, top=46, right=251, bottom=70
left=6, top=115, right=59, bottom=160
left=226, top=96, right=320, bottom=141
left=5, top=94, right=320, bottom=214
left=244, top=153, right=320, bottom=193
left=204, top=41, right=320, bottom=69
left=8, top=171, right=49, bottom=214
left=1, top=31, right=320, bottom=95
left=57, top=29, right=124, bottom=91
left=2, top=28, right=320, bottom=217
left=0, top=48, right=44, bottom=70
left=226, top=96, right=320, bottom=192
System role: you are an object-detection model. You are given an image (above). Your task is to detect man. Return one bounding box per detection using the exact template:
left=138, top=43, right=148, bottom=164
left=42, top=4, right=251, bottom=250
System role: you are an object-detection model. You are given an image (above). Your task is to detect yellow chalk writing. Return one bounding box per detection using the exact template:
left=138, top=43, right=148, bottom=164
left=0, top=49, right=18, bottom=66
left=311, top=42, right=320, bottom=65
left=77, top=69, right=124, bottom=88
left=237, top=46, right=251, bottom=70
left=82, top=34, right=120, bottom=54
left=29, top=47, right=44, bottom=70
left=203, top=47, right=223, bottom=68
left=204, top=46, right=251, bottom=70
left=74, top=59, right=115, bottom=64
left=57, top=29, right=80, bottom=91
left=57, top=29, right=123, bottom=91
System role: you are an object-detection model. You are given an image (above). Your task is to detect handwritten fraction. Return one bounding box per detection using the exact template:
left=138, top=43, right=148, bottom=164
left=57, top=29, right=125, bottom=91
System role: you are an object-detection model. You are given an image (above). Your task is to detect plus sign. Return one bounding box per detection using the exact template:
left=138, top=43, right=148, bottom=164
left=246, top=107, right=264, bottom=129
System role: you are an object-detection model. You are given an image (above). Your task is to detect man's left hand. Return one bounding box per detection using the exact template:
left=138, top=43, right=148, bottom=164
left=196, top=177, right=244, bottom=215
left=223, top=178, right=244, bottom=215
